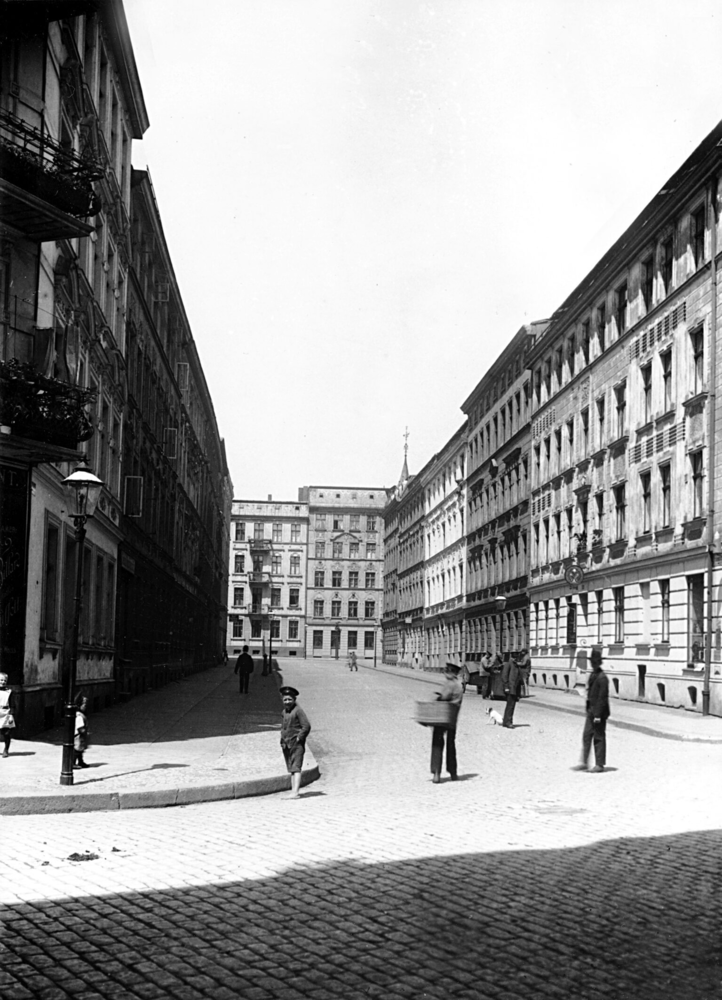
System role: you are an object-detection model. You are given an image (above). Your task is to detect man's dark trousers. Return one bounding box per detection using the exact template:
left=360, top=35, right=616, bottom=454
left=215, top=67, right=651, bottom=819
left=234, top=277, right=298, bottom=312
left=238, top=671, right=250, bottom=694
left=431, top=727, right=457, bottom=777
left=582, top=714, right=607, bottom=766
left=502, top=693, right=519, bottom=727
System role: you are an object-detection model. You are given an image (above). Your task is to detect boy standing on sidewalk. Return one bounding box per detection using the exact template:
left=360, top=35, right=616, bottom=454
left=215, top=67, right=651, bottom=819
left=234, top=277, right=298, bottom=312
left=279, top=686, right=311, bottom=798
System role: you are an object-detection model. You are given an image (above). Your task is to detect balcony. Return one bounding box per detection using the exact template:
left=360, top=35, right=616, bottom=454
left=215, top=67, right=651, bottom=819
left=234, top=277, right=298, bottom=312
left=0, top=359, right=95, bottom=462
left=0, top=109, right=103, bottom=241
left=248, top=572, right=271, bottom=585
left=249, top=538, right=273, bottom=552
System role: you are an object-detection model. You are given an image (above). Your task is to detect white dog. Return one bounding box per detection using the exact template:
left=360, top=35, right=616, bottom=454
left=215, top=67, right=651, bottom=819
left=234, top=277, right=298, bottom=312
left=485, top=706, right=504, bottom=726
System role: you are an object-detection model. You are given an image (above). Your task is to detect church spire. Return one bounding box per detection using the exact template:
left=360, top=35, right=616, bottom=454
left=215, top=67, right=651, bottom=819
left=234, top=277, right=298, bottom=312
left=398, top=426, right=410, bottom=492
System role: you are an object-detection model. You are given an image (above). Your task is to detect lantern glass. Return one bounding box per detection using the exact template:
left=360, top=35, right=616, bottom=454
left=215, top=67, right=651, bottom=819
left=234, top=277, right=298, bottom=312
left=62, top=463, right=104, bottom=519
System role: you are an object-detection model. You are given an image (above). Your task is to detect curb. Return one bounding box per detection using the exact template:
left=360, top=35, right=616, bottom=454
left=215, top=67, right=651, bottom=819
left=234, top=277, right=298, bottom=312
left=0, top=764, right=321, bottom=816
left=362, top=662, right=722, bottom=744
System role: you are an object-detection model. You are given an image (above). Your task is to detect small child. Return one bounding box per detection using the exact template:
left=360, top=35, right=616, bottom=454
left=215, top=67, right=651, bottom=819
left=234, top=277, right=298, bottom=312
left=74, top=694, right=90, bottom=768
left=279, top=685, right=311, bottom=798
left=0, top=673, right=16, bottom=758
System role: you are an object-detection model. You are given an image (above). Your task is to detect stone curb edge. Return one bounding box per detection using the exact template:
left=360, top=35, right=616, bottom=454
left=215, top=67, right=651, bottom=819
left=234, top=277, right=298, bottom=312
left=0, top=765, right=320, bottom=816
left=362, top=663, right=722, bottom=744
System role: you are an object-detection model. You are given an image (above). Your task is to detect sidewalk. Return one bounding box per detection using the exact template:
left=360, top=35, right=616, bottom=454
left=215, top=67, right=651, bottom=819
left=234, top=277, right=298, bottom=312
left=0, top=662, right=319, bottom=815
left=365, top=660, right=722, bottom=744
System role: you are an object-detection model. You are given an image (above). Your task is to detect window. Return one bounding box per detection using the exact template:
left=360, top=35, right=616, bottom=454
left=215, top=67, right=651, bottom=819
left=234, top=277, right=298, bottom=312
left=365, top=571, right=376, bottom=589
left=659, top=579, right=670, bottom=643
left=553, top=513, right=561, bottom=561
left=350, top=514, right=360, bottom=530
left=661, top=237, right=673, bottom=296
left=596, top=396, right=605, bottom=446
left=691, top=327, right=704, bottom=394
left=348, top=600, right=358, bottom=618
left=331, top=599, right=342, bottom=617
left=614, top=484, right=626, bottom=540
left=567, top=335, right=576, bottom=378
left=314, top=570, right=325, bottom=587
left=313, top=599, right=324, bottom=618
left=614, top=383, right=626, bottom=437
left=251, top=620, right=262, bottom=639
left=566, top=598, right=577, bottom=645
left=271, top=588, right=281, bottom=608
left=333, top=516, right=342, bottom=530
left=315, top=541, right=325, bottom=558
left=291, top=523, right=301, bottom=543
left=554, top=428, right=562, bottom=474
left=234, top=554, right=244, bottom=573
left=595, top=491, right=605, bottom=532
left=367, top=517, right=376, bottom=531
left=692, top=204, right=705, bottom=269
left=289, top=588, right=299, bottom=608
left=661, top=350, right=672, bottom=411
left=691, top=450, right=704, bottom=518
left=288, top=619, right=299, bottom=640
left=364, top=600, right=375, bottom=619
left=333, top=541, right=343, bottom=558
left=290, top=555, right=300, bottom=575
left=348, top=570, right=359, bottom=589
left=581, top=320, right=590, bottom=365
left=365, top=543, right=376, bottom=559
left=566, top=419, right=574, bottom=462
left=42, top=522, right=60, bottom=639
left=555, top=346, right=564, bottom=388
left=233, top=586, right=244, bottom=607
left=579, top=498, right=588, bottom=538
left=254, top=522, right=264, bottom=540
left=232, top=619, right=243, bottom=638
left=271, top=619, right=281, bottom=639
left=313, top=630, right=323, bottom=649
left=641, top=254, right=654, bottom=312
left=272, top=522, right=282, bottom=542
left=347, top=630, right=358, bottom=649
left=596, top=303, right=606, bottom=353
left=271, top=554, right=281, bottom=574
left=660, top=464, right=671, bottom=527
left=332, top=571, right=342, bottom=587
left=688, top=574, right=705, bottom=664
left=640, top=471, right=651, bottom=533
left=581, top=408, right=589, bottom=453
left=364, top=631, right=375, bottom=651
left=596, top=590, right=604, bottom=644
left=349, top=542, right=359, bottom=558
left=641, top=364, right=652, bottom=423
left=615, top=281, right=628, bottom=336
left=613, top=587, right=625, bottom=643
left=315, top=514, right=326, bottom=529
left=234, top=522, right=245, bottom=541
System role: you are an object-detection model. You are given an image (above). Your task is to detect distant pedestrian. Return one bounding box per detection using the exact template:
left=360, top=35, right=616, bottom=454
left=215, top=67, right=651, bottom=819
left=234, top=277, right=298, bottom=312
left=348, top=650, right=358, bottom=671
left=518, top=648, right=532, bottom=697
left=74, top=693, right=90, bottom=768
left=574, top=649, right=610, bottom=773
left=0, top=672, right=16, bottom=758
left=279, top=685, right=311, bottom=798
left=234, top=645, right=255, bottom=694
left=262, top=653, right=269, bottom=677
left=501, top=651, right=523, bottom=728
left=479, top=651, right=493, bottom=698
left=430, top=663, right=464, bottom=783
left=460, top=661, right=470, bottom=693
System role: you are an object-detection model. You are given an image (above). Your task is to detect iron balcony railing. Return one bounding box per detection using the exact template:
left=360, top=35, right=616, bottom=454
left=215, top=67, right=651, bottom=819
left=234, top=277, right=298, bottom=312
left=0, top=359, right=95, bottom=448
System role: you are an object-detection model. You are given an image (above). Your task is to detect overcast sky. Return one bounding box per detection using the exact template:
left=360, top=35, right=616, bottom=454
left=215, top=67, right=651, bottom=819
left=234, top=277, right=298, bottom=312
left=123, top=0, right=722, bottom=502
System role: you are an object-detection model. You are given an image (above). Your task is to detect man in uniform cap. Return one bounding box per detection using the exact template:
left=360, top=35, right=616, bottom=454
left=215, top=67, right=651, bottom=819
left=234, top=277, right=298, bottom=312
left=430, top=662, right=464, bottom=784
left=279, top=686, right=311, bottom=798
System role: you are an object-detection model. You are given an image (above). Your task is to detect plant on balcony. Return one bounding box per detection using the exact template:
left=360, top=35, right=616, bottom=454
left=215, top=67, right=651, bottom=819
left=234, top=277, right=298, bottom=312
left=0, top=359, right=96, bottom=447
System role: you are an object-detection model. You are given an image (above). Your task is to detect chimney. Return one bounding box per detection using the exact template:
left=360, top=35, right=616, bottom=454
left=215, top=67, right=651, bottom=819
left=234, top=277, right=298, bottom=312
left=267, top=494, right=272, bottom=502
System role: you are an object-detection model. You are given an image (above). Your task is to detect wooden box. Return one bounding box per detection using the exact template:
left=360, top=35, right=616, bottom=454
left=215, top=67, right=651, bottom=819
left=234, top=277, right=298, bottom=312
left=414, top=700, right=460, bottom=728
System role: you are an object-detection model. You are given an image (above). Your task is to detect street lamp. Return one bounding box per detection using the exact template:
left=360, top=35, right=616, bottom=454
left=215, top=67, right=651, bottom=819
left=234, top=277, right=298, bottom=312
left=60, top=461, right=104, bottom=785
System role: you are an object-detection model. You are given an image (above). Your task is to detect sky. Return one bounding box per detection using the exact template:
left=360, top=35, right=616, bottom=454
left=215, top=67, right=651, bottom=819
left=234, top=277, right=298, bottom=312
left=123, top=0, right=722, bottom=502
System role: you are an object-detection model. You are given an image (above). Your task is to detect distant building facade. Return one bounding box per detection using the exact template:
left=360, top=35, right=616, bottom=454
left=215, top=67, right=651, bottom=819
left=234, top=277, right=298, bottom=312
left=227, top=498, right=308, bottom=659
left=300, top=485, right=387, bottom=661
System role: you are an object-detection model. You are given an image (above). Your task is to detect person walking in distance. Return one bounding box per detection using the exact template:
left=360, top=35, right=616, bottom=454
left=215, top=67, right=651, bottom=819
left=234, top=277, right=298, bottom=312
left=501, top=651, right=523, bottom=728
left=0, top=672, right=16, bottom=758
left=430, top=663, right=464, bottom=783
left=234, top=645, right=254, bottom=695
left=574, top=649, right=610, bottom=772
left=74, top=693, right=90, bottom=768
left=279, top=686, right=311, bottom=799
left=348, top=650, right=358, bottom=671
left=518, top=648, right=532, bottom=697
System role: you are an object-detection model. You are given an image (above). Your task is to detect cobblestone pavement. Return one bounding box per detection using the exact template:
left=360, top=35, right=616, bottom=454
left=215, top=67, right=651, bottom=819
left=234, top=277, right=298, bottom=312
left=2, top=659, right=721, bottom=1000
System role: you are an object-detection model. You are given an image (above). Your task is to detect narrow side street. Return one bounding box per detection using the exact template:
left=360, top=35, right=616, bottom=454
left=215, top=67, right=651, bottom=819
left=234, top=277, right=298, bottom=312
left=2, top=660, right=721, bottom=1000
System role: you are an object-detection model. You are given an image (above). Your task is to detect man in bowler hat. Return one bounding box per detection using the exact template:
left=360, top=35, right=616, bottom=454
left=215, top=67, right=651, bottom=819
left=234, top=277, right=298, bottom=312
left=574, top=649, right=610, bottom=772
left=279, top=686, right=311, bottom=798
left=501, top=651, right=523, bottom=728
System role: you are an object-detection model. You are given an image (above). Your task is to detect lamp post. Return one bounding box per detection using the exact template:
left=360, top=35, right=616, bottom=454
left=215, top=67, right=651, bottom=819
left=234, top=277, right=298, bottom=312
left=60, top=461, right=104, bottom=785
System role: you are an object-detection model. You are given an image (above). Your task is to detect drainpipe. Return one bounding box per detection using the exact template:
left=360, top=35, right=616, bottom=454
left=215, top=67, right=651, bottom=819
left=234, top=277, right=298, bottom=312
left=703, top=175, right=719, bottom=716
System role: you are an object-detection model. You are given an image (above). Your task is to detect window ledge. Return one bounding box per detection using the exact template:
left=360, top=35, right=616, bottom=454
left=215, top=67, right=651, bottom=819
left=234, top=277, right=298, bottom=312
left=655, top=408, right=676, bottom=426
left=635, top=420, right=654, bottom=437
left=682, top=390, right=708, bottom=410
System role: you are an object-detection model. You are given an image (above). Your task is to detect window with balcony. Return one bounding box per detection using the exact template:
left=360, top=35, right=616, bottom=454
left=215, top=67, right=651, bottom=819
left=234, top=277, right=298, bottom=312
left=691, top=327, right=704, bottom=394
left=691, top=450, right=704, bottom=518
left=614, top=484, right=626, bottom=540
left=289, top=588, right=299, bottom=608
left=640, top=471, right=651, bottom=533
left=272, top=523, right=282, bottom=542
left=641, top=364, right=652, bottom=423
left=613, top=587, right=625, bottom=643
left=661, top=350, right=672, bottom=411
left=614, top=383, right=626, bottom=438
left=313, top=599, right=324, bottom=618
left=314, top=570, right=325, bottom=587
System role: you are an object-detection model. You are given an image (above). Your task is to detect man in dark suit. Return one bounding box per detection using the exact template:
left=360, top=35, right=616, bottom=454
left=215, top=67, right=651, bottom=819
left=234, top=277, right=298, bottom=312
left=234, top=645, right=254, bottom=694
left=574, top=649, right=610, bottom=772
left=501, top=652, right=523, bottom=728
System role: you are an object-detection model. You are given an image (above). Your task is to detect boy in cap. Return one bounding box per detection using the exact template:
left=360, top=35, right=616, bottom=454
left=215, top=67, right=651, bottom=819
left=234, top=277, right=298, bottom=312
left=279, top=686, right=311, bottom=798
left=430, top=662, right=464, bottom=783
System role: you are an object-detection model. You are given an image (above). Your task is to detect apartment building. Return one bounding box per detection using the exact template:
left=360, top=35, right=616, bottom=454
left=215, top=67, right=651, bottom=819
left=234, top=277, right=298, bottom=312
left=228, top=499, right=308, bottom=658
left=527, top=120, right=722, bottom=715
left=301, top=485, right=387, bottom=661
left=461, top=323, right=545, bottom=663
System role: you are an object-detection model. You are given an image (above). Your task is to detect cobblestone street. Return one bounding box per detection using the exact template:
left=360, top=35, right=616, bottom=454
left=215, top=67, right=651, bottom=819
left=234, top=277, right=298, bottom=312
left=2, top=660, right=721, bottom=1000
